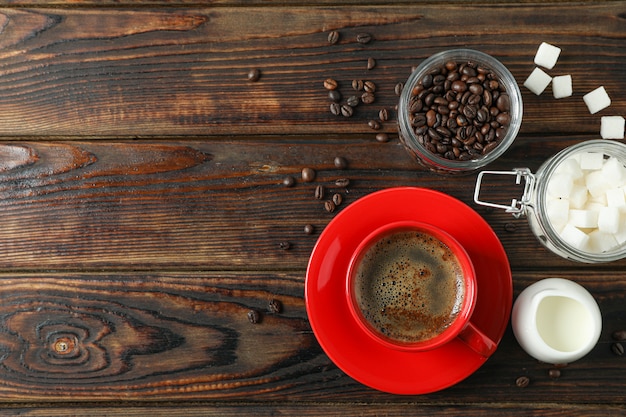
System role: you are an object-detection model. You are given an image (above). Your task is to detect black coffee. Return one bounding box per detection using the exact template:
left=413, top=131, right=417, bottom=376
left=353, top=230, right=465, bottom=344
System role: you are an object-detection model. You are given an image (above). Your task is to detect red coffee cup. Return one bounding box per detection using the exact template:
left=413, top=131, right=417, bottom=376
left=346, top=220, right=496, bottom=356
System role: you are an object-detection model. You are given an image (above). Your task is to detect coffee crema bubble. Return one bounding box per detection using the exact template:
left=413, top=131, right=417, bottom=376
left=353, top=230, right=465, bottom=344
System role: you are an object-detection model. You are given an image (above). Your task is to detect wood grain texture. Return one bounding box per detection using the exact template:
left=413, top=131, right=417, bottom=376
left=0, top=270, right=622, bottom=405
left=0, top=5, right=621, bottom=136
left=1, top=137, right=626, bottom=271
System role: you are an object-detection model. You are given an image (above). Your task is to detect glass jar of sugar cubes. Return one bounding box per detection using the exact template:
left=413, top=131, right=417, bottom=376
left=474, top=140, right=626, bottom=263
left=398, top=49, right=523, bottom=175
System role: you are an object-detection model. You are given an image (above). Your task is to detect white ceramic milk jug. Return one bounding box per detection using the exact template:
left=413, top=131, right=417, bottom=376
left=512, top=278, right=602, bottom=364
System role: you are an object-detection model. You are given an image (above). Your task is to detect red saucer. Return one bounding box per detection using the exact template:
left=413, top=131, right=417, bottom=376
left=305, top=187, right=512, bottom=395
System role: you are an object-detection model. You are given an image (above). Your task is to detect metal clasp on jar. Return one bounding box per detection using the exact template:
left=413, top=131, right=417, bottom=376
left=473, top=168, right=536, bottom=218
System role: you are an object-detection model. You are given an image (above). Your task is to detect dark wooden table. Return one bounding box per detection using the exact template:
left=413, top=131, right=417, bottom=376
left=0, top=1, right=624, bottom=415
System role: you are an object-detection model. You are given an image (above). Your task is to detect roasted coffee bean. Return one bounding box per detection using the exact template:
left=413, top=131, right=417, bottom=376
left=329, top=90, right=341, bottom=102
left=406, top=59, right=511, bottom=161
left=352, top=79, right=364, bottom=91
left=612, top=330, right=626, bottom=341
left=361, top=91, right=375, bottom=104
left=376, top=132, right=390, bottom=143
left=315, top=184, right=325, bottom=200
left=367, top=57, right=376, bottom=70
left=334, top=156, right=348, bottom=169
left=504, top=222, right=517, bottom=233
left=346, top=95, right=360, bottom=107
left=247, top=68, right=261, bottom=82
left=324, top=78, right=338, bottom=90
left=379, top=108, right=389, bottom=122
left=330, top=102, right=341, bottom=116
left=548, top=369, right=561, bottom=379
left=282, top=176, right=295, bottom=187
left=302, top=167, right=316, bottom=182
left=368, top=119, right=381, bottom=130
left=515, top=376, right=530, bottom=388
left=612, top=342, right=624, bottom=356
left=341, top=104, right=354, bottom=117
left=304, top=224, right=315, bottom=235
left=327, top=30, right=340, bottom=45
left=356, top=33, right=372, bottom=44
left=279, top=241, right=291, bottom=250
left=247, top=309, right=260, bottom=324
left=394, top=82, right=404, bottom=96
left=335, top=178, right=350, bottom=187
left=324, top=200, right=336, bottom=213
left=332, top=193, right=343, bottom=206
left=268, top=299, right=282, bottom=313
left=364, top=81, right=376, bottom=93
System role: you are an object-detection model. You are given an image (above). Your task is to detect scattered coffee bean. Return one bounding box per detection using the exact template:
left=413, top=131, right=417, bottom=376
left=268, top=299, right=282, bottom=313
left=247, top=68, right=261, bottom=82
left=379, top=108, right=389, bottom=122
left=515, top=376, right=530, bottom=388
left=406, top=60, right=511, bottom=161
left=548, top=369, right=561, bottom=379
left=361, top=92, right=375, bottom=104
left=346, top=95, right=360, bottom=107
left=375, top=132, right=390, bottom=143
left=332, top=193, right=343, bottom=206
left=364, top=80, right=376, bottom=93
left=504, top=222, right=517, bottom=233
left=247, top=309, right=260, bottom=324
left=279, top=241, right=291, bottom=250
left=356, top=33, right=372, bottom=44
left=330, top=102, right=341, bottom=116
left=334, top=156, right=348, bottom=169
left=329, top=90, right=341, bottom=102
left=282, top=176, right=295, bottom=187
left=611, top=342, right=624, bottom=356
left=367, top=57, right=376, bottom=70
left=341, top=104, right=354, bottom=117
left=324, top=78, right=338, bottom=90
left=324, top=200, right=336, bottom=213
left=315, top=184, right=325, bottom=200
left=612, top=330, right=626, bottom=341
left=302, top=167, right=316, bottom=182
left=304, top=224, right=315, bottom=235
left=335, top=178, right=350, bottom=188
left=352, top=79, right=364, bottom=91
left=394, top=82, right=404, bottom=96
left=368, top=119, right=381, bottom=130
left=327, top=30, right=340, bottom=45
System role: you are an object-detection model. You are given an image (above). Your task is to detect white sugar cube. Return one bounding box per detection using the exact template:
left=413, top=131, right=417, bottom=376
left=583, top=86, right=611, bottom=114
left=579, top=152, right=604, bottom=170
left=606, top=188, right=626, bottom=208
left=613, top=218, right=626, bottom=245
left=569, top=209, right=599, bottom=228
left=552, top=75, right=572, bottom=99
left=524, top=67, right=552, bottom=95
left=547, top=173, right=574, bottom=199
left=569, top=184, right=588, bottom=209
left=554, top=158, right=583, bottom=180
left=598, top=206, right=620, bottom=234
left=585, top=170, right=609, bottom=199
left=547, top=198, right=570, bottom=230
left=587, top=230, right=618, bottom=253
left=601, top=157, right=626, bottom=187
left=600, top=116, right=625, bottom=140
left=534, top=42, right=561, bottom=70
left=560, top=224, right=589, bottom=250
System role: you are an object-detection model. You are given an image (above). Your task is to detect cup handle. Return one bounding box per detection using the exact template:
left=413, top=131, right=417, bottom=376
left=458, top=322, right=497, bottom=357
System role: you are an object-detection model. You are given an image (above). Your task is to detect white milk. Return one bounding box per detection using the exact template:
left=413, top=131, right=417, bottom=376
left=536, top=296, right=592, bottom=352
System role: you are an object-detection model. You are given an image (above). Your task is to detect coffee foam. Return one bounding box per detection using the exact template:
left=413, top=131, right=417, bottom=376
left=353, top=230, right=465, bottom=344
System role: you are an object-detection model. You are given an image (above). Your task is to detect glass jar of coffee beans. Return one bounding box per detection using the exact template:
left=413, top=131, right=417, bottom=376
left=398, top=49, right=523, bottom=175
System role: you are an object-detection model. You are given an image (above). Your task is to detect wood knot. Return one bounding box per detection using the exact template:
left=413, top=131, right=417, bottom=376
left=51, top=336, right=77, bottom=356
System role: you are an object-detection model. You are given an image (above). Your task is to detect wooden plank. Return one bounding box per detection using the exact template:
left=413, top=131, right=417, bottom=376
left=0, top=5, right=621, bottom=136
left=0, top=270, right=622, bottom=403
left=0, top=137, right=625, bottom=270
left=0, top=137, right=626, bottom=270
